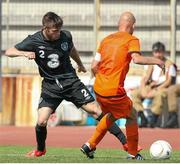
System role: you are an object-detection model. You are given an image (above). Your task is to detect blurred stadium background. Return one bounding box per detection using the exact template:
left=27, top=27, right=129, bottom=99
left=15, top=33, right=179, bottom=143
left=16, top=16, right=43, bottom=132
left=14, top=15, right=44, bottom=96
left=0, top=0, right=180, bottom=126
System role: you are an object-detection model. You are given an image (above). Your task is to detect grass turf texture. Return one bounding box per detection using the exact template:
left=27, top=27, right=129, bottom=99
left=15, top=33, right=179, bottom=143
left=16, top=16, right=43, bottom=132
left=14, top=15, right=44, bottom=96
left=0, top=146, right=180, bottom=163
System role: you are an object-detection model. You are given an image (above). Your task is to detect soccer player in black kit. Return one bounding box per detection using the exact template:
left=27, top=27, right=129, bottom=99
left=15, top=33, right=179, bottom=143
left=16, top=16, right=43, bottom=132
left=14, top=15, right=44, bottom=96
left=5, top=11, right=141, bottom=157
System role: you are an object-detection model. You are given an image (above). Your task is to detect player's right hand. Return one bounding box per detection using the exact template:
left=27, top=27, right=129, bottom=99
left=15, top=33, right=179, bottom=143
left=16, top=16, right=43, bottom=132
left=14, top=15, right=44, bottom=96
left=24, top=52, right=35, bottom=60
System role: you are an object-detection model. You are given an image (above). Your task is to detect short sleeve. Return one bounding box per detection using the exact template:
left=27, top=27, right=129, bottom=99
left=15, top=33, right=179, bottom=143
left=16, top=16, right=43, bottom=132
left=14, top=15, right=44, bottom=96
left=67, top=32, right=74, bottom=51
left=128, top=39, right=140, bottom=54
left=15, top=36, right=34, bottom=51
left=168, top=65, right=177, bottom=77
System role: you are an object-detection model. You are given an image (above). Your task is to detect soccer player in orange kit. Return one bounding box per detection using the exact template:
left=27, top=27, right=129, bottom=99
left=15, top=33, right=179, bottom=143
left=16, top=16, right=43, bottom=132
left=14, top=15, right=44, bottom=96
left=80, top=11, right=165, bottom=160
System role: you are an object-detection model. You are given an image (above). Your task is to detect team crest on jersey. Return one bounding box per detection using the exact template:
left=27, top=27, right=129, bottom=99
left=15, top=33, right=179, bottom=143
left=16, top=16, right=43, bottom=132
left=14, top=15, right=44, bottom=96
left=61, top=42, right=68, bottom=51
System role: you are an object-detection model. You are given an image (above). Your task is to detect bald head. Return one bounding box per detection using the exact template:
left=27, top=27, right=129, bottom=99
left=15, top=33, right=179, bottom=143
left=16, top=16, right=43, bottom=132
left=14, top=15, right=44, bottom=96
left=119, top=12, right=136, bottom=24
left=118, top=12, right=136, bottom=34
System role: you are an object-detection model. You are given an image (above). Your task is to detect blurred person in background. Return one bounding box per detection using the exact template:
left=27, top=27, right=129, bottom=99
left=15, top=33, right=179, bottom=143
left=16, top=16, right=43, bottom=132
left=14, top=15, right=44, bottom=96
left=165, top=84, right=180, bottom=128
left=131, top=42, right=177, bottom=128
left=5, top=11, right=136, bottom=157
left=80, top=11, right=165, bottom=160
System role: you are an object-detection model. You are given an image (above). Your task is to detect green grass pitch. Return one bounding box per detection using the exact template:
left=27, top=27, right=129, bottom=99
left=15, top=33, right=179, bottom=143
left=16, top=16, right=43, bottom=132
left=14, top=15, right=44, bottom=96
left=0, top=146, right=180, bottom=163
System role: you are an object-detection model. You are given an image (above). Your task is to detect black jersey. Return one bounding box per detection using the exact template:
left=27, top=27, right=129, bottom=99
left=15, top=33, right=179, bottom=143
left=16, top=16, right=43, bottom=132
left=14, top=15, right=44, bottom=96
left=15, top=30, right=77, bottom=79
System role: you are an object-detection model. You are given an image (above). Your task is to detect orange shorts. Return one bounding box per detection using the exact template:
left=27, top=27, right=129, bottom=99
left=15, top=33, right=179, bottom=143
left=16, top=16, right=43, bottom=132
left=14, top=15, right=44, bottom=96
left=96, top=94, right=132, bottom=119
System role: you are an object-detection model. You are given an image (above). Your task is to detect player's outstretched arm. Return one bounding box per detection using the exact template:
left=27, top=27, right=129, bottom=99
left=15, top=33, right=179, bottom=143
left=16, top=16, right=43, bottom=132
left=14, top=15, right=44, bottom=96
left=131, top=52, right=165, bottom=70
left=5, top=47, right=35, bottom=60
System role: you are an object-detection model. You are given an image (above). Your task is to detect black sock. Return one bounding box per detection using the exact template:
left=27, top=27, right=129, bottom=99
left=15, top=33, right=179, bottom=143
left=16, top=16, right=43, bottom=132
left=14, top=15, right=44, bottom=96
left=96, top=113, right=104, bottom=121
left=35, top=124, right=47, bottom=151
left=96, top=113, right=127, bottom=145
left=108, top=123, right=127, bottom=145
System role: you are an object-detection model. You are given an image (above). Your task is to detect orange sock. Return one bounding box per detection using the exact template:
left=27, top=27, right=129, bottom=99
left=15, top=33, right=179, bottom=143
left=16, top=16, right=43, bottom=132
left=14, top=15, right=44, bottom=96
left=88, top=114, right=114, bottom=149
left=126, top=123, right=138, bottom=156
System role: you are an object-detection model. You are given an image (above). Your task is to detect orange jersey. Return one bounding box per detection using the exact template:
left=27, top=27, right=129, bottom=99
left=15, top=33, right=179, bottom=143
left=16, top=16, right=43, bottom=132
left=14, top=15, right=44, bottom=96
left=94, top=32, right=140, bottom=97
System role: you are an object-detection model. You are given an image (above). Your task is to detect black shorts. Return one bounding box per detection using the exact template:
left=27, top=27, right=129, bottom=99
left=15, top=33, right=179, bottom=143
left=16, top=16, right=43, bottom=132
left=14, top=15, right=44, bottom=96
left=38, top=77, right=95, bottom=111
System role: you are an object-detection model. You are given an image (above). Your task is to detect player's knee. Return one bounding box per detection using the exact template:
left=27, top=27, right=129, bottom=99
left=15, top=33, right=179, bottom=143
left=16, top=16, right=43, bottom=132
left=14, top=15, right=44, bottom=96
left=91, top=109, right=103, bottom=119
left=37, top=119, right=48, bottom=127
left=82, top=102, right=102, bottom=119
left=91, top=112, right=100, bottom=120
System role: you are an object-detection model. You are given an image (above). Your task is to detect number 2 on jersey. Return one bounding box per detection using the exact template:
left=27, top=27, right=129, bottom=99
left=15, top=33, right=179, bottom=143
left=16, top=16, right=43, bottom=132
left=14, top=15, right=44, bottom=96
left=39, top=50, right=45, bottom=58
left=81, top=89, right=89, bottom=98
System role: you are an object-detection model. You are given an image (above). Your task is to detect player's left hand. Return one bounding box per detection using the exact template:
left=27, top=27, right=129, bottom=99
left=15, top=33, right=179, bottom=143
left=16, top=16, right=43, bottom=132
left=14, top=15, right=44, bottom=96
left=78, top=65, right=87, bottom=73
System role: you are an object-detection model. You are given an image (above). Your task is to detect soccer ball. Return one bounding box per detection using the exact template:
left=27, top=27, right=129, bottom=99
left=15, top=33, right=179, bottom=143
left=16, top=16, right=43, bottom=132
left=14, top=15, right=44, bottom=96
left=149, top=140, right=172, bottom=159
